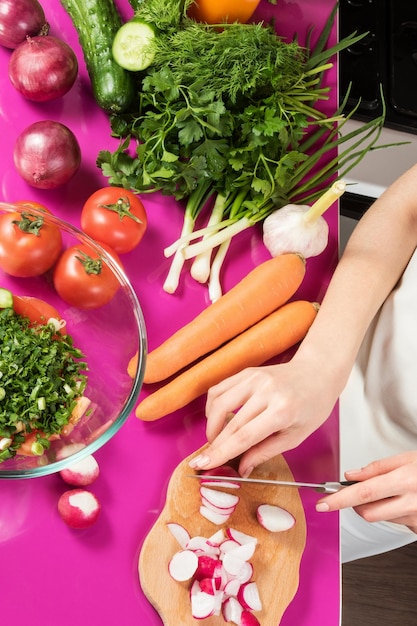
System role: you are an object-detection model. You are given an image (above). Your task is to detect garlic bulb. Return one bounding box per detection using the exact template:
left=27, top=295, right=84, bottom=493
left=263, top=180, right=346, bottom=258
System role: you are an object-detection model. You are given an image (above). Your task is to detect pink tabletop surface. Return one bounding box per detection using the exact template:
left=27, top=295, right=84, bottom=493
left=0, top=1, right=341, bottom=624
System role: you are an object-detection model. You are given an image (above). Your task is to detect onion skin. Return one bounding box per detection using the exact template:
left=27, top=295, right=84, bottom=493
left=0, top=0, right=48, bottom=49
left=9, top=35, right=78, bottom=102
left=13, top=120, right=82, bottom=189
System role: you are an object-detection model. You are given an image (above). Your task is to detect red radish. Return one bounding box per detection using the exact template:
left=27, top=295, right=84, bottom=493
left=200, top=486, right=240, bottom=510
left=167, top=523, right=262, bottom=623
left=168, top=550, right=199, bottom=582
left=222, top=596, right=243, bottom=623
left=256, top=504, right=295, bottom=532
left=200, top=505, right=231, bottom=525
left=190, top=588, right=218, bottom=619
left=59, top=454, right=99, bottom=486
left=237, top=582, right=263, bottom=612
left=241, top=610, right=261, bottom=625
left=186, top=536, right=219, bottom=555
left=201, top=497, right=236, bottom=516
left=223, top=578, right=241, bottom=597
left=206, top=529, right=226, bottom=546
left=226, top=527, right=258, bottom=546
left=57, top=489, right=101, bottom=529
left=200, top=464, right=241, bottom=489
left=223, top=551, right=254, bottom=579
left=219, top=539, right=241, bottom=554
left=55, top=443, right=85, bottom=460
left=195, top=555, right=220, bottom=580
left=200, top=479, right=240, bottom=490
left=167, top=522, right=191, bottom=549
left=199, top=577, right=217, bottom=595
left=224, top=541, right=256, bottom=563
left=200, top=505, right=230, bottom=526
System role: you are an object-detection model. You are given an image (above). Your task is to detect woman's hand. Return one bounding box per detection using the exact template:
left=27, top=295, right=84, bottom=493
left=316, top=451, right=417, bottom=533
left=189, top=356, right=339, bottom=476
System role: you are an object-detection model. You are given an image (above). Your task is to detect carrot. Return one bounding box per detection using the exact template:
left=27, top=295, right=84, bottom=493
left=136, top=253, right=306, bottom=384
left=135, top=299, right=318, bottom=421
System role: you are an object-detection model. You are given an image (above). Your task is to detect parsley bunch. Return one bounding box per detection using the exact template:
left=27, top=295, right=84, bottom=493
left=98, top=3, right=387, bottom=297
left=0, top=307, right=87, bottom=461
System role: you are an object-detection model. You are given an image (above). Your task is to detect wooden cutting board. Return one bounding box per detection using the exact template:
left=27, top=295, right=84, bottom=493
left=138, top=447, right=307, bottom=625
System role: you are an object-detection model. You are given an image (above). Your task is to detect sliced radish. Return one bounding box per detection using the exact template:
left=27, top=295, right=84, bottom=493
left=222, top=596, right=243, bottom=624
left=240, top=609, right=261, bottom=625
left=207, top=528, right=226, bottom=546
left=57, top=488, right=101, bottom=529
left=190, top=588, right=218, bottom=619
left=200, top=505, right=231, bottom=526
left=199, top=577, right=217, bottom=595
left=224, top=541, right=256, bottom=563
left=219, top=539, right=242, bottom=554
left=223, top=578, right=241, bottom=597
left=167, top=522, right=191, bottom=549
left=256, top=504, right=295, bottom=532
left=201, top=496, right=237, bottom=516
left=234, top=561, right=253, bottom=584
left=195, top=555, right=221, bottom=580
left=168, top=550, right=199, bottom=582
left=200, top=480, right=241, bottom=490
left=201, top=465, right=241, bottom=479
left=59, top=454, right=100, bottom=486
left=186, top=535, right=220, bottom=555
left=222, top=551, right=251, bottom=578
left=237, top=581, right=263, bottom=612
left=226, top=527, right=258, bottom=546
left=200, top=486, right=239, bottom=510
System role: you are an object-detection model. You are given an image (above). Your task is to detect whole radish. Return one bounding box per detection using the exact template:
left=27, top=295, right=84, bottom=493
left=58, top=489, right=101, bottom=529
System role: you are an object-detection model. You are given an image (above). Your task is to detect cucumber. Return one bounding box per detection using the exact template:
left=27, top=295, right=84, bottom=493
left=112, top=19, right=156, bottom=72
left=60, top=0, right=136, bottom=113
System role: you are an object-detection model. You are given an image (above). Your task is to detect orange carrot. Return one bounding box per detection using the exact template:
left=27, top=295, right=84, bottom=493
left=137, top=253, right=306, bottom=384
left=135, top=300, right=318, bottom=421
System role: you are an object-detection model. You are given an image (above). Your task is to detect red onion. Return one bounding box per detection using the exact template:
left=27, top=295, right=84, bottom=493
left=9, top=35, right=78, bottom=102
left=0, top=0, right=48, bottom=49
left=13, top=120, right=82, bottom=189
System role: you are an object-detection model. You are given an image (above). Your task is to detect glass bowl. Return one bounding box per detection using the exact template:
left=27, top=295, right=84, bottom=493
left=0, top=202, right=147, bottom=479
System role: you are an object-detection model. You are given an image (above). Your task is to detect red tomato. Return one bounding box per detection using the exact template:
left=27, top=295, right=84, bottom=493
left=53, top=242, right=122, bottom=309
left=0, top=203, right=62, bottom=277
left=80, top=187, right=147, bottom=254
left=13, top=295, right=62, bottom=324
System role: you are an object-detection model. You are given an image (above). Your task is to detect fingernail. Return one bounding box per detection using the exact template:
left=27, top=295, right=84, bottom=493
left=345, top=468, right=362, bottom=476
left=241, top=466, right=254, bottom=478
left=316, top=502, right=330, bottom=512
left=189, top=455, right=210, bottom=469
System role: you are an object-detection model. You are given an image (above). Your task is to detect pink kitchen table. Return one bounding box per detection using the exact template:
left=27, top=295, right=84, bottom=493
left=0, top=1, right=341, bottom=624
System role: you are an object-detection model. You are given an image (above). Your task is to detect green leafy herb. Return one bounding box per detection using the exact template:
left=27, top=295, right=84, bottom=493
left=97, top=2, right=399, bottom=297
left=0, top=307, right=87, bottom=460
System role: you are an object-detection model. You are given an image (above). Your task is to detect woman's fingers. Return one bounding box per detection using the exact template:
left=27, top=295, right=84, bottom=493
left=316, top=459, right=417, bottom=530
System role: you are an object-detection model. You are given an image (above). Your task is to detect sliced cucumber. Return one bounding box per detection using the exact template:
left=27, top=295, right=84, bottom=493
left=0, top=288, right=13, bottom=309
left=112, top=20, right=156, bottom=72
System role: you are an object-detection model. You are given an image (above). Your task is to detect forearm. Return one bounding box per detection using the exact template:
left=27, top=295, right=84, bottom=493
left=296, top=164, right=417, bottom=392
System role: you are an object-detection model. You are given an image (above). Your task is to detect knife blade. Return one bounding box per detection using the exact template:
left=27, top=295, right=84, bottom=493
left=189, top=474, right=357, bottom=494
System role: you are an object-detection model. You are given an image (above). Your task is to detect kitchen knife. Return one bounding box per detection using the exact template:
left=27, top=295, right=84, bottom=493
left=189, top=474, right=357, bottom=494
